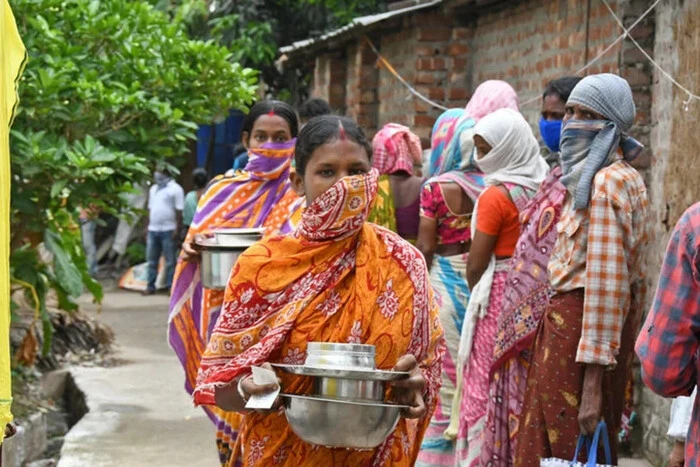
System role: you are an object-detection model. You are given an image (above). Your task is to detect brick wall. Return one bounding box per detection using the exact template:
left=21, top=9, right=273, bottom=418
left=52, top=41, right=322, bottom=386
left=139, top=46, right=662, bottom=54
left=312, top=53, right=347, bottom=114
left=293, top=0, right=699, bottom=462
left=345, top=40, right=380, bottom=134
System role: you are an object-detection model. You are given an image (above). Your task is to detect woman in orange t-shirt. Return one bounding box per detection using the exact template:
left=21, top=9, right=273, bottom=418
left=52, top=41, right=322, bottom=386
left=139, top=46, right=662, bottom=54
left=454, top=109, right=549, bottom=465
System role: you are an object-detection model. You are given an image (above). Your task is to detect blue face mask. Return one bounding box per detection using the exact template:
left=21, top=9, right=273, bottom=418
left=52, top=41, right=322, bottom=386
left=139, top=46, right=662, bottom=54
left=539, top=118, right=563, bottom=152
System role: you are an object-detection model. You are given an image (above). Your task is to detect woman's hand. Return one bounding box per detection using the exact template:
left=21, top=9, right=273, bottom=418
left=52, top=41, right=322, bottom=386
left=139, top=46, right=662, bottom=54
left=239, top=363, right=283, bottom=413
left=669, top=440, right=685, bottom=467
left=391, top=354, right=427, bottom=419
left=181, top=233, right=211, bottom=262
left=578, top=364, right=604, bottom=435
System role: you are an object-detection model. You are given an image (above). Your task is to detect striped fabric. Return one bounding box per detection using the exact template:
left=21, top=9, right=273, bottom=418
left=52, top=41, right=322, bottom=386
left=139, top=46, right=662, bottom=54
left=167, top=140, right=302, bottom=465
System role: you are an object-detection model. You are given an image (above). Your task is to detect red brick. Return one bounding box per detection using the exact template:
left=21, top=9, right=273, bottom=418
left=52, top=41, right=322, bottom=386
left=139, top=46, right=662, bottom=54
left=414, top=114, right=435, bottom=127
left=416, top=57, right=433, bottom=71
left=449, top=87, right=469, bottom=100
left=453, top=57, right=468, bottom=70
left=414, top=99, right=430, bottom=113
left=416, top=72, right=436, bottom=85
left=447, top=43, right=469, bottom=56
left=428, top=87, right=445, bottom=100
left=417, top=27, right=451, bottom=42
left=621, top=66, right=651, bottom=88
left=415, top=45, right=438, bottom=56
left=629, top=24, right=654, bottom=40
left=453, top=27, right=471, bottom=40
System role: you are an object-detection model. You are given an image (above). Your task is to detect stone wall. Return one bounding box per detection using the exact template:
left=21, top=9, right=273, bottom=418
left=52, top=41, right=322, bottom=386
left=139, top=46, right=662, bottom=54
left=640, top=0, right=700, bottom=463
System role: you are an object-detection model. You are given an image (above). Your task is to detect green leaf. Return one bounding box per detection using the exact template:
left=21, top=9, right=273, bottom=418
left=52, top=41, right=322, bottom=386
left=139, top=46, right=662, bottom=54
left=43, top=229, right=84, bottom=298
left=50, top=180, right=68, bottom=199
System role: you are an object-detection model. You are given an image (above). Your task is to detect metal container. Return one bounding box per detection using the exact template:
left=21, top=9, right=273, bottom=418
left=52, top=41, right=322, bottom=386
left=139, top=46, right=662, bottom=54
left=313, top=376, right=385, bottom=402
left=305, top=342, right=376, bottom=370
left=197, top=229, right=261, bottom=290
left=213, top=228, right=265, bottom=247
left=281, top=394, right=402, bottom=449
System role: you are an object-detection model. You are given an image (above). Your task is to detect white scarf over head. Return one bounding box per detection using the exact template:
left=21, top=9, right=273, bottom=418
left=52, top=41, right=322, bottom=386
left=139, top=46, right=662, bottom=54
left=474, top=108, right=549, bottom=191
left=457, top=109, right=549, bottom=385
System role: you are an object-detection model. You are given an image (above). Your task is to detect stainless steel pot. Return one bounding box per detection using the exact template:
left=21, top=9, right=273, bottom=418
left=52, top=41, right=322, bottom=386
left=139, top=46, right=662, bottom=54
left=305, top=342, right=376, bottom=370
left=313, top=376, right=385, bottom=402
left=197, top=229, right=262, bottom=290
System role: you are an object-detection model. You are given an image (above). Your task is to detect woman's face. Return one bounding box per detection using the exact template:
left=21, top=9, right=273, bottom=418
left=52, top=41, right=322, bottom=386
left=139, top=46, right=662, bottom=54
left=541, top=93, right=566, bottom=121
left=473, top=135, right=493, bottom=160
left=243, top=114, right=292, bottom=150
left=563, top=104, right=605, bottom=123
left=291, top=139, right=371, bottom=204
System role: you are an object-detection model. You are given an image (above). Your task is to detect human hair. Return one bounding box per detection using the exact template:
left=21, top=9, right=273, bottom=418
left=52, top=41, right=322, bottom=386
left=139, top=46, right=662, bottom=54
left=543, top=76, right=584, bottom=103
left=241, top=100, right=299, bottom=140
left=192, top=168, right=209, bottom=190
left=294, top=116, right=372, bottom=175
left=298, top=98, right=333, bottom=121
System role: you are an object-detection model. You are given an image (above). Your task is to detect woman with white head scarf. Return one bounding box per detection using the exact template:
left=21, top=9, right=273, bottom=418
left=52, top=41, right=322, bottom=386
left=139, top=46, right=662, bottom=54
left=515, top=74, right=649, bottom=465
left=452, top=108, right=548, bottom=466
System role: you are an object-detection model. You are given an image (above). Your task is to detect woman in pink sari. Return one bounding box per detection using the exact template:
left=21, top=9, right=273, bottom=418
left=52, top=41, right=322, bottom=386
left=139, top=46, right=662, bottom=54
left=456, top=109, right=548, bottom=466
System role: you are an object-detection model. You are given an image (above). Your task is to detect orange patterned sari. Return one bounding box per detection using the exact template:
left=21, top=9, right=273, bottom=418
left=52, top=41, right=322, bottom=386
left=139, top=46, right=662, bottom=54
left=194, top=170, right=445, bottom=466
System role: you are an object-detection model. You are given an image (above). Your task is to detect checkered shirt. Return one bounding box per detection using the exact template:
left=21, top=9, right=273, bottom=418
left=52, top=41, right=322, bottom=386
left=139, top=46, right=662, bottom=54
left=548, top=160, right=649, bottom=367
left=636, top=202, right=700, bottom=465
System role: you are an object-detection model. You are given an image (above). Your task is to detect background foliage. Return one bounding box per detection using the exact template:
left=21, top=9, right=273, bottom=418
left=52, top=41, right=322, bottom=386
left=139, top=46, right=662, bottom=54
left=156, top=0, right=387, bottom=102
left=10, top=0, right=258, bottom=355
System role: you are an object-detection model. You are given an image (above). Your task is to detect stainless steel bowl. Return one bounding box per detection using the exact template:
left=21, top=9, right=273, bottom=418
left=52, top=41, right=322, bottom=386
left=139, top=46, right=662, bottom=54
left=305, top=342, right=376, bottom=370
left=282, top=394, right=403, bottom=449
left=313, top=376, right=385, bottom=402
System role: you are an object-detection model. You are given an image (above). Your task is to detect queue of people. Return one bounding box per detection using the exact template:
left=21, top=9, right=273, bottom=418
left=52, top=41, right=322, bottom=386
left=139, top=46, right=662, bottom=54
left=162, top=82, right=697, bottom=467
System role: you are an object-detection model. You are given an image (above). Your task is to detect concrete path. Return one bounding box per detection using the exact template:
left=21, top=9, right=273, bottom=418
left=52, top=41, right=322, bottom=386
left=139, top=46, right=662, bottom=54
left=58, top=290, right=218, bottom=467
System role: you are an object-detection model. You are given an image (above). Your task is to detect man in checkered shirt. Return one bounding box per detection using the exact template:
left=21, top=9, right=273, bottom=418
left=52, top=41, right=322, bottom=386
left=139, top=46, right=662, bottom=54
left=515, top=74, right=649, bottom=464
left=637, top=202, right=700, bottom=467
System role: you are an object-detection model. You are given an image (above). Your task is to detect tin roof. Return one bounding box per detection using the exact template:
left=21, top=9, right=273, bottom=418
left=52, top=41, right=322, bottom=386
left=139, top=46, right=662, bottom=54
left=278, top=0, right=442, bottom=61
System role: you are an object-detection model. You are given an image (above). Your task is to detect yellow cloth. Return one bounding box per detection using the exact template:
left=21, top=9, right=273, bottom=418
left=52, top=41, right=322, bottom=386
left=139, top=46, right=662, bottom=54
left=0, top=0, right=26, bottom=441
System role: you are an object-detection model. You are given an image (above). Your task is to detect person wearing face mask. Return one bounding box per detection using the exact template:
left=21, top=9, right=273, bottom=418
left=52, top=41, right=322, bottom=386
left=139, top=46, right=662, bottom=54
left=169, top=100, right=301, bottom=466
left=515, top=74, right=649, bottom=465
left=415, top=80, right=519, bottom=467
left=144, top=166, right=184, bottom=295
left=539, top=76, right=583, bottom=168
left=193, top=116, right=444, bottom=466
left=454, top=108, right=548, bottom=466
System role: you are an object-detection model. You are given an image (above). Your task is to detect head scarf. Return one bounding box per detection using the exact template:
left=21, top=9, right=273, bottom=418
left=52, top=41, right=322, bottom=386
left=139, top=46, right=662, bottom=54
left=560, top=74, right=644, bottom=209
left=428, top=110, right=484, bottom=201
left=372, top=123, right=423, bottom=176
left=168, top=139, right=301, bottom=459
left=428, top=109, right=472, bottom=177
left=473, top=108, right=549, bottom=192
left=465, top=80, right=519, bottom=121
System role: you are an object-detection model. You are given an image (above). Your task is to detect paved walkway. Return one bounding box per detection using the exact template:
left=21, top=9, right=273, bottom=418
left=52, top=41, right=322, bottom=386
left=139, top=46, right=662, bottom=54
left=58, top=289, right=218, bottom=467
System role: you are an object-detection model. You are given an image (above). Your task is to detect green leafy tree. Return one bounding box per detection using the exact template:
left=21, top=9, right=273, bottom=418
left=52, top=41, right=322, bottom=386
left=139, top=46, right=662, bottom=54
left=10, top=0, right=257, bottom=355
left=156, top=0, right=386, bottom=101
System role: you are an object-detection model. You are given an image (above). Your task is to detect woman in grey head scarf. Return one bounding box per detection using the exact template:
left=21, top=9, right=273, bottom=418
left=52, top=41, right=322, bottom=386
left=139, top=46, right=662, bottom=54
left=515, top=73, right=649, bottom=464
left=559, top=73, right=643, bottom=209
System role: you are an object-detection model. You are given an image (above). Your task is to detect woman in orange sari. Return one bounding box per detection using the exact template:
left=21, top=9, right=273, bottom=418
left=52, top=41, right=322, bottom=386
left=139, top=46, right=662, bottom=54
left=168, top=101, right=302, bottom=465
left=194, top=116, right=445, bottom=466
